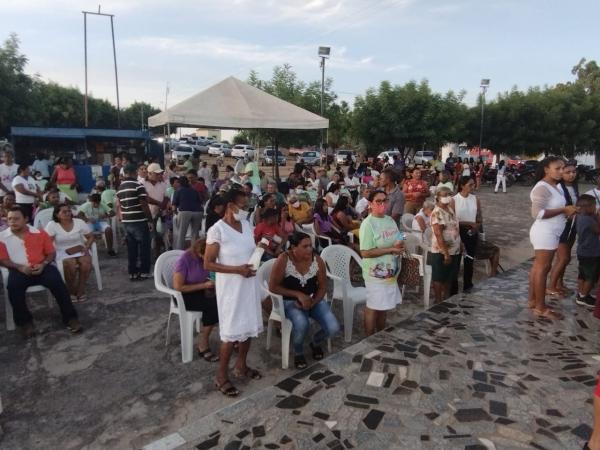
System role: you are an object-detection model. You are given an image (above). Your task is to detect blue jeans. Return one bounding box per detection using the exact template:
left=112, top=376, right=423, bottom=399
left=284, top=300, right=340, bottom=355
left=123, top=221, right=151, bottom=275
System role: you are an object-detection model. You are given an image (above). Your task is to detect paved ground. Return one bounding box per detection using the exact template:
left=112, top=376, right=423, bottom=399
left=0, top=184, right=595, bottom=449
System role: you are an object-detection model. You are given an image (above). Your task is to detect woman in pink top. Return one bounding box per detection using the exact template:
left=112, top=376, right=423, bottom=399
left=51, top=158, right=78, bottom=202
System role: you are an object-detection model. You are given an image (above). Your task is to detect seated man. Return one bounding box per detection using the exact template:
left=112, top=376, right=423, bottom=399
left=288, top=194, right=313, bottom=225
left=0, top=206, right=82, bottom=338
left=78, top=193, right=116, bottom=256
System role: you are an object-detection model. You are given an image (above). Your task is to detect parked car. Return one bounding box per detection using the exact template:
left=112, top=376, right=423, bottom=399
left=231, top=144, right=255, bottom=159
left=171, top=144, right=195, bottom=162
left=377, top=150, right=401, bottom=165
left=335, top=149, right=356, bottom=165
left=262, top=148, right=286, bottom=166
left=208, top=143, right=232, bottom=156
left=413, top=150, right=435, bottom=165
left=297, top=151, right=321, bottom=166
left=288, top=147, right=307, bottom=156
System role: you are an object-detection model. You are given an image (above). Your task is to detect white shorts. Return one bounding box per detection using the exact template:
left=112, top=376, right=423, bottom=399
left=365, top=282, right=402, bottom=311
left=529, top=224, right=560, bottom=251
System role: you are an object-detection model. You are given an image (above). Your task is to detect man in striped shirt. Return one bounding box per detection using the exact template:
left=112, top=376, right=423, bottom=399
left=116, top=164, right=153, bottom=281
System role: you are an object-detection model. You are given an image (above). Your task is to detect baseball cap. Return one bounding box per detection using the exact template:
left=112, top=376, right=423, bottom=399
left=147, top=163, right=164, bottom=173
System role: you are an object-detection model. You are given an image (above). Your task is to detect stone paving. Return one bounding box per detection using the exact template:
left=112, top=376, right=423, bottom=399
left=0, top=184, right=596, bottom=450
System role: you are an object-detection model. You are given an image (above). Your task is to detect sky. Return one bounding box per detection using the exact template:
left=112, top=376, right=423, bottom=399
left=3, top=0, right=600, bottom=112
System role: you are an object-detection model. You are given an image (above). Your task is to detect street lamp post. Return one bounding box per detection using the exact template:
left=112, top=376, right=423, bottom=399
left=318, top=46, right=330, bottom=155
left=479, top=78, right=490, bottom=151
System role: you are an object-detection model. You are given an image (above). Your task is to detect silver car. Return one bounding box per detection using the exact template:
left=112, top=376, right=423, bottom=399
left=297, top=151, right=321, bottom=166
left=413, top=150, right=435, bottom=165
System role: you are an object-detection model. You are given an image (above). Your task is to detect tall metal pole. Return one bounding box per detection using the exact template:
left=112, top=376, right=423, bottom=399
left=110, top=15, right=121, bottom=128
left=83, top=12, right=88, bottom=127
left=479, top=88, right=486, bottom=150
left=320, top=56, right=325, bottom=153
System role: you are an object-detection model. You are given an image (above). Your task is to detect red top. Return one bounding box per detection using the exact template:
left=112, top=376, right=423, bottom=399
left=0, top=226, right=55, bottom=266
left=595, top=376, right=600, bottom=398
left=403, top=179, right=429, bottom=203
left=54, top=166, right=76, bottom=185
left=254, top=222, right=282, bottom=251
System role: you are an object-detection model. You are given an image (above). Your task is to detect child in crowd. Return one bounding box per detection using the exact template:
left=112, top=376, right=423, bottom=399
left=78, top=193, right=116, bottom=256
left=575, top=195, right=600, bottom=307
left=254, top=207, right=285, bottom=261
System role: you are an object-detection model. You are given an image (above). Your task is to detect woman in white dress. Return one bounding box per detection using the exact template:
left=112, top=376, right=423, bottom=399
left=205, top=189, right=263, bottom=397
left=45, top=204, right=94, bottom=302
left=528, top=157, right=577, bottom=320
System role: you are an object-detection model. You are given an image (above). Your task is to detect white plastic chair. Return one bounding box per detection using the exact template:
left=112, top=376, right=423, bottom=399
left=303, top=222, right=332, bottom=250
left=55, top=242, right=103, bottom=292
left=400, top=234, right=432, bottom=309
left=320, top=245, right=367, bottom=342
left=401, top=213, right=415, bottom=232
left=154, top=250, right=202, bottom=363
left=33, top=208, right=54, bottom=230
left=257, top=259, right=292, bottom=369
left=2, top=267, right=52, bottom=331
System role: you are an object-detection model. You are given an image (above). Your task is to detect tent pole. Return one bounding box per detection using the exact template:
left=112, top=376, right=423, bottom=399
left=274, top=134, right=280, bottom=183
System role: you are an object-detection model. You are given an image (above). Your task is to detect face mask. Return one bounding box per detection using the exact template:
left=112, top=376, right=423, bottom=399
left=35, top=176, right=42, bottom=180
left=440, top=196, right=451, bottom=205
left=233, top=209, right=249, bottom=221
left=295, top=188, right=304, bottom=193
left=371, top=202, right=386, bottom=215
left=292, top=201, right=300, bottom=208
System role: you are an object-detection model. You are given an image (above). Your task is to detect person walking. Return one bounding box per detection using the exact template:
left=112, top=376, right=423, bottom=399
left=116, top=164, right=153, bottom=281
left=494, top=160, right=507, bottom=193
left=528, top=157, right=577, bottom=319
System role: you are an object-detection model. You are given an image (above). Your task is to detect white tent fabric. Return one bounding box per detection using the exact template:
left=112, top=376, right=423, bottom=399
left=148, top=76, right=328, bottom=130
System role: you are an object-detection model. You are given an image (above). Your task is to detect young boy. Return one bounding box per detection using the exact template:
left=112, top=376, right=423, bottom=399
left=78, top=193, right=116, bottom=257
left=575, top=194, right=600, bottom=307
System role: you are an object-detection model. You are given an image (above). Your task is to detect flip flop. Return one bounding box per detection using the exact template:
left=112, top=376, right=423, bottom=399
left=214, top=379, right=239, bottom=397
left=77, top=295, right=87, bottom=303
left=533, top=308, right=563, bottom=320
left=310, top=342, right=324, bottom=360
left=198, top=348, right=219, bottom=362
left=294, top=355, right=307, bottom=369
left=233, top=367, right=262, bottom=380
left=545, top=289, right=564, bottom=298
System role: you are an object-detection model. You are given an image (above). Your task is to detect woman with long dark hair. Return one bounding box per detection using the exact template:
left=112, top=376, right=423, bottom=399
left=548, top=160, right=579, bottom=296
left=528, top=157, right=577, bottom=319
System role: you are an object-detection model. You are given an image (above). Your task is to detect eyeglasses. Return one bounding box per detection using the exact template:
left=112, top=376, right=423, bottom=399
left=373, top=199, right=389, bottom=205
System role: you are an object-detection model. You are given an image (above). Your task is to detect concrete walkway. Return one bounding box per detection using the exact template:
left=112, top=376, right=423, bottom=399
left=0, top=185, right=594, bottom=449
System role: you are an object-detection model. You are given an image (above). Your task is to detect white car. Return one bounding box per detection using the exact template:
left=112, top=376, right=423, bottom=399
left=413, top=150, right=435, bottom=165
left=171, top=144, right=194, bottom=162
left=208, top=143, right=231, bottom=156
left=377, top=150, right=401, bottom=165
left=335, top=149, right=356, bottom=165
left=231, top=144, right=255, bottom=159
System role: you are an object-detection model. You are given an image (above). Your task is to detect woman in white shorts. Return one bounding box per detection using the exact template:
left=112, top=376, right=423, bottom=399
left=359, top=190, right=404, bottom=336
left=528, top=157, right=577, bottom=320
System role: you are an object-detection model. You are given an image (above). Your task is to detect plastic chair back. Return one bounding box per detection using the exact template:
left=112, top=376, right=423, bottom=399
left=401, top=213, right=415, bottom=232
left=34, top=208, right=54, bottom=230
left=320, top=245, right=361, bottom=282
left=155, top=250, right=185, bottom=292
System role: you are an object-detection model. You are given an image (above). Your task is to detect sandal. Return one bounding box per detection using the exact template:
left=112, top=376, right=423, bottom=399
left=77, top=295, right=87, bottom=303
left=545, top=289, right=563, bottom=298
left=214, top=379, right=240, bottom=397
left=294, top=355, right=307, bottom=369
left=233, top=367, right=262, bottom=380
left=533, top=308, right=563, bottom=320
left=198, top=348, right=219, bottom=362
left=310, top=343, right=324, bottom=360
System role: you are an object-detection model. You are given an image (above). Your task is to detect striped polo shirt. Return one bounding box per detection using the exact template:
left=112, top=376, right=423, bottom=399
left=116, top=178, right=149, bottom=223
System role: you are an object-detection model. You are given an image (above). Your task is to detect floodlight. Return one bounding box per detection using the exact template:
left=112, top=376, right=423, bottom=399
left=480, top=79, right=490, bottom=87
left=318, top=46, right=331, bottom=57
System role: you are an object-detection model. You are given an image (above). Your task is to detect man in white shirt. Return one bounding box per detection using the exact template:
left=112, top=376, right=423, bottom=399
left=12, top=164, right=41, bottom=222
left=0, top=151, right=18, bottom=199
left=31, top=153, right=50, bottom=179
left=355, top=185, right=372, bottom=218
left=344, top=168, right=361, bottom=204
left=143, top=163, right=168, bottom=258
left=197, top=161, right=212, bottom=192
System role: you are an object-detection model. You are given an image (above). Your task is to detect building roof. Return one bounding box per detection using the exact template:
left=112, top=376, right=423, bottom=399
left=10, top=127, right=150, bottom=140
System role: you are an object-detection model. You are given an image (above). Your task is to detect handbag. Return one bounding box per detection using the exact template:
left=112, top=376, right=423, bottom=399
left=397, top=251, right=420, bottom=287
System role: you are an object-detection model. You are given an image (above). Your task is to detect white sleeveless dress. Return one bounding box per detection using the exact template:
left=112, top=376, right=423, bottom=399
left=529, top=181, right=566, bottom=250
left=206, top=219, right=264, bottom=342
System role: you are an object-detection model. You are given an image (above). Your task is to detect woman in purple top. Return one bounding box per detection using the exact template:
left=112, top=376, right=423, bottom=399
left=173, top=238, right=220, bottom=362
left=313, top=198, right=348, bottom=246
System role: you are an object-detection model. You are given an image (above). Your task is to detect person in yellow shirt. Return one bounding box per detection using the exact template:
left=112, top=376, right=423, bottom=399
left=287, top=194, right=313, bottom=225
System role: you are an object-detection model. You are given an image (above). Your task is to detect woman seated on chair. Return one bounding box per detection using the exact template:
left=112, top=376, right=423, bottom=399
left=254, top=193, right=276, bottom=225
left=172, top=238, right=219, bottom=362
left=269, top=231, right=340, bottom=369
left=254, top=208, right=285, bottom=261
left=331, top=195, right=361, bottom=242
left=45, top=204, right=95, bottom=303
left=412, top=200, right=435, bottom=234
left=313, top=198, right=348, bottom=246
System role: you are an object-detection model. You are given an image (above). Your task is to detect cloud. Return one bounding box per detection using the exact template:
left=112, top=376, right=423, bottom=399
left=428, top=3, right=463, bottom=15
left=384, top=63, right=412, bottom=72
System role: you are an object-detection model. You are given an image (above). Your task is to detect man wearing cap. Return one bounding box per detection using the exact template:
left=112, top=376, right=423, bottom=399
left=143, top=163, right=168, bottom=259
left=116, top=163, right=154, bottom=281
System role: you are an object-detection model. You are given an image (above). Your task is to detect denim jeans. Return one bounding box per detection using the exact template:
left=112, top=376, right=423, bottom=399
left=7, top=264, right=77, bottom=326
left=284, top=299, right=340, bottom=355
left=123, top=221, right=151, bottom=275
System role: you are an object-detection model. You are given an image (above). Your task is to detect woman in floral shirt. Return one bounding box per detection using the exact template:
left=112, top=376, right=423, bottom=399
left=430, top=186, right=462, bottom=303
left=403, top=168, right=430, bottom=214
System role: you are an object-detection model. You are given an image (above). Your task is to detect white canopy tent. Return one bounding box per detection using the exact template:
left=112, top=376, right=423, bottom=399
left=148, top=76, right=328, bottom=130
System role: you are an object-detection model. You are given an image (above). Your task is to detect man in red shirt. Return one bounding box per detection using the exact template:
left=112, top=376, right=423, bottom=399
left=186, top=170, right=209, bottom=205
left=0, top=206, right=81, bottom=338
